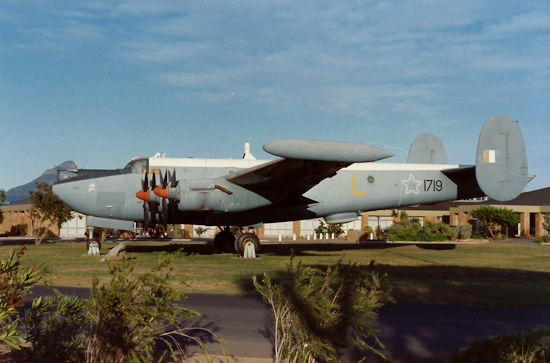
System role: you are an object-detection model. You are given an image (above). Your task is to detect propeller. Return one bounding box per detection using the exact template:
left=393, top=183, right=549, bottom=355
left=137, top=172, right=151, bottom=228
left=160, top=170, right=169, bottom=229
left=151, top=169, right=179, bottom=230
left=143, top=199, right=150, bottom=228
left=136, top=171, right=162, bottom=230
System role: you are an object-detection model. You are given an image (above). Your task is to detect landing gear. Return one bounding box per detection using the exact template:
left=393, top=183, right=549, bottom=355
left=234, top=232, right=260, bottom=257
left=214, top=229, right=235, bottom=253
left=86, top=240, right=101, bottom=252
left=213, top=227, right=260, bottom=257
left=85, top=226, right=101, bottom=252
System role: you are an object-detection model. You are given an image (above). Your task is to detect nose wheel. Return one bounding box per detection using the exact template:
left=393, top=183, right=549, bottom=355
left=234, top=232, right=260, bottom=257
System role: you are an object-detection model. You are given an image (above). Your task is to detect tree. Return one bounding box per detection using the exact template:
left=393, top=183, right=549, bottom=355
left=315, top=220, right=344, bottom=237
left=471, top=206, right=520, bottom=239
left=0, top=189, right=5, bottom=225
left=29, top=183, right=73, bottom=245
left=194, top=226, right=208, bottom=237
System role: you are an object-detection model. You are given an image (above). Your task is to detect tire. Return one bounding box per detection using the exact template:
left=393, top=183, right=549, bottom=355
left=86, top=240, right=101, bottom=252
left=214, top=231, right=235, bottom=253
left=234, top=233, right=260, bottom=257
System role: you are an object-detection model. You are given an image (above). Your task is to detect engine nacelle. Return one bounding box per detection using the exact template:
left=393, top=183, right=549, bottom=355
left=175, top=178, right=271, bottom=212
left=176, top=179, right=215, bottom=211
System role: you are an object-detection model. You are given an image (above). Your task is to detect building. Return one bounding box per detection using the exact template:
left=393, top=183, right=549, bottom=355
left=0, top=199, right=84, bottom=237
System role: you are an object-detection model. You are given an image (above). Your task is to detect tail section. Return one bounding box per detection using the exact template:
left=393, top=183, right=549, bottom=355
left=407, top=134, right=447, bottom=164
left=475, top=114, right=528, bottom=201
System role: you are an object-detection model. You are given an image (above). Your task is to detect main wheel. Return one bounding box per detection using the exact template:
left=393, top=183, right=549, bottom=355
left=234, top=233, right=260, bottom=257
left=214, top=231, right=235, bottom=253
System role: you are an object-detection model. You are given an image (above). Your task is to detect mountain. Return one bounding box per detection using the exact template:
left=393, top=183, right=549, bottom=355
left=4, top=161, right=77, bottom=203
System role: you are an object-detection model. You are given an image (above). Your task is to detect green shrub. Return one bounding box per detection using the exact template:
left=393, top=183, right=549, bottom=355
left=472, top=231, right=487, bottom=239
left=388, top=220, right=458, bottom=241
left=253, top=257, right=392, bottom=362
left=457, top=224, right=472, bottom=240
left=534, top=235, right=550, bottom=244
left=387, top=219, right=421, bottom=241
left=0, top=248, right=46, bottom=350
left=85, top=253, right=214, bottom=362
left=21, top=295, right=86, bottom=362
left=450, top=329, right=550, bottom=362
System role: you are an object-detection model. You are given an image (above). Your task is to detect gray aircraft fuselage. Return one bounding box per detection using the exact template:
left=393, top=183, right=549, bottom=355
left=53, top=159, right=470, bottom=226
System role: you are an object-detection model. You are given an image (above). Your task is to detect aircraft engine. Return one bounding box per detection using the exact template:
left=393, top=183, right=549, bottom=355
left=176, top=179, right=222, bottom=211
left=152, top=170, right=272, bottom=213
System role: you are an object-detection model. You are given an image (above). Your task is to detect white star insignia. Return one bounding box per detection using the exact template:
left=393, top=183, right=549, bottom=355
left=401, top=174, right=421, bottom=194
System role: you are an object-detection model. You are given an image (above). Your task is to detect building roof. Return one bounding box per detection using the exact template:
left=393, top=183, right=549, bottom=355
left=480, top=187, right=550, bottom=207
left=400, top=187, right=550, bottom=212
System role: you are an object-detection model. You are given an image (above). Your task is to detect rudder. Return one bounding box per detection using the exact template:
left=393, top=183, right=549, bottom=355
left=476, top=114, right=528, bottom=201
left=407, top=134, right=447, bottom=164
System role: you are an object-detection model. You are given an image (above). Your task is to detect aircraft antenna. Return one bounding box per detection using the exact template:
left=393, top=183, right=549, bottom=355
left=242, top=140, right=256, bottom=160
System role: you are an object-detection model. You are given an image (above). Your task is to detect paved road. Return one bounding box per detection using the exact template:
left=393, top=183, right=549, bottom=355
left=29, top=287, right=550, bottom=362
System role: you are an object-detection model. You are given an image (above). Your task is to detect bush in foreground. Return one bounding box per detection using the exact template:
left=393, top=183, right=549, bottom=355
left=253, top=257, right=392, bottom=362
left=0, top=248, right=46, bottom=350
left=1, top=250, right=218, bottom=362
left=450, top=329, right=550, bottom=363
left=86, top=253, right=212, bottom=362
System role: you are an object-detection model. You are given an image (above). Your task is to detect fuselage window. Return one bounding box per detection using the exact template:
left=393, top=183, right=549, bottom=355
left=123, top=159, right=149, bottom=174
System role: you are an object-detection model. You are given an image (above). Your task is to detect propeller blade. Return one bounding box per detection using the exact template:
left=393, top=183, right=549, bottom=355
left=151, top=172, right=157, bottom=190
left=142, top=172, right=149, bottom=191
left=143, top=202, right=150, bottom=228
left=150, top=202, right=157, bottom=228
left=163, top=170, right=169, bottom=189
left=171, top=168, right=177, bottom=188
left=162, top=197, right=168, bottom=230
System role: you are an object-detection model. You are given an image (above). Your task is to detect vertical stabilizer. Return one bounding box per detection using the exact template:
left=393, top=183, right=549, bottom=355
left=476, top=115, right=528, bottom=201
left=407, top=134, right=447, bottom=164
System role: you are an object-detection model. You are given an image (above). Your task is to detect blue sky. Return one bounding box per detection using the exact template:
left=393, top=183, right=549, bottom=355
left=1, top=1, right=549, bottom=191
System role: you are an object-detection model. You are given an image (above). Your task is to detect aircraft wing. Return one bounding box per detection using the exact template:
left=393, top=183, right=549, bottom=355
left=226, top=139, right=394, bottom=204
left=227, top=158, right=350, bottom=204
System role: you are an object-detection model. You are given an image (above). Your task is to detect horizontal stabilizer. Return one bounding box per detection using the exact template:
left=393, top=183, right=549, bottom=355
left=408, top=134, right=447, bottom=164
left=475, top=115, right=528, bottom=201
left=263, top=139, right=394, bottom=162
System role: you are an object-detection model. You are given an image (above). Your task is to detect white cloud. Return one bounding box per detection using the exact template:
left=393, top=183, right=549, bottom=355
left=488, top=12, right=550, bottom=35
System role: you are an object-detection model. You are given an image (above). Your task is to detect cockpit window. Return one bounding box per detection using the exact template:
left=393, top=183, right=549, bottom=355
left=123, top=158, right=148, bottom=174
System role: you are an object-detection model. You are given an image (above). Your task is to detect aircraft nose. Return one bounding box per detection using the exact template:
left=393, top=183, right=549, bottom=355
left=52, top=183, right=71, bottom=204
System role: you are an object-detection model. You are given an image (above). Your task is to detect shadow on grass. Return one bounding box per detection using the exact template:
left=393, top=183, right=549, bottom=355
left=237, top=261, right=550, bottom=361
left=0, top=238, right=62, bottom=246
left=124, top=243, right=213, bottom=254
left=236, top=263, right=550, bottom=307
left=122, top=240, right=448, bottom=256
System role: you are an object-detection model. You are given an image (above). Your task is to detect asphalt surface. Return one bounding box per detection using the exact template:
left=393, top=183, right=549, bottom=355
left=29, top=287, right=550, bottom=362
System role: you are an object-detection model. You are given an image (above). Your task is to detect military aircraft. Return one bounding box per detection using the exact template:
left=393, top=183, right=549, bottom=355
left=53, top=114, right=528, bottom=255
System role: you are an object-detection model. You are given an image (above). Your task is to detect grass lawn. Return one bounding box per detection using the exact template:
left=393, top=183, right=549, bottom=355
left=1, top=240, right=549, bottom=307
